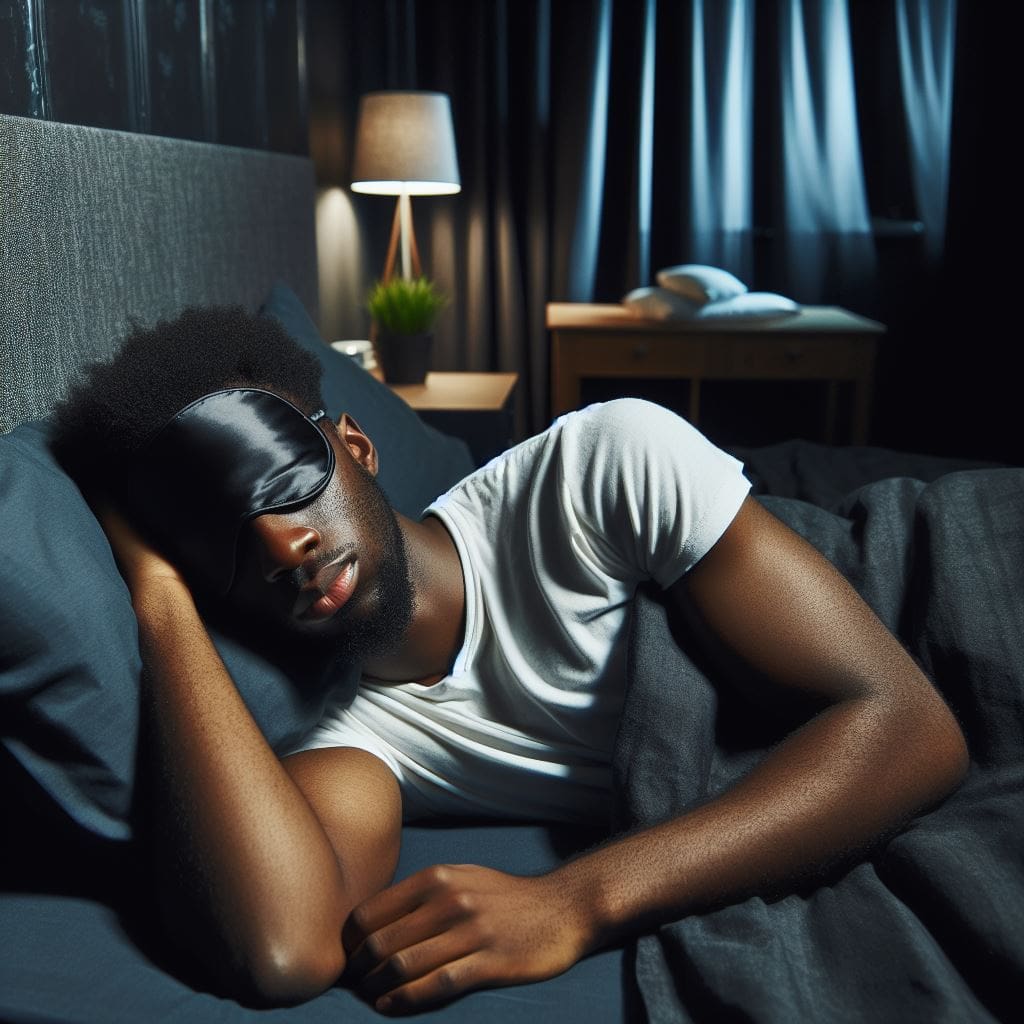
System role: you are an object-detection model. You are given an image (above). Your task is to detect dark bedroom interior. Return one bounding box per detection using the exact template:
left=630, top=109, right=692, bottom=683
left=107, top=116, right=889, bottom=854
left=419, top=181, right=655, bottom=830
left=1, top=4, right=1021, bottom=1024
left=0, top=0, right=1015, bottom=464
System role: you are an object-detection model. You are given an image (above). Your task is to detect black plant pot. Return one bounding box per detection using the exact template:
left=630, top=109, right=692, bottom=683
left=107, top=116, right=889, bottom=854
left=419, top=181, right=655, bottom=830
left=376, top=331, right=433, bottom=385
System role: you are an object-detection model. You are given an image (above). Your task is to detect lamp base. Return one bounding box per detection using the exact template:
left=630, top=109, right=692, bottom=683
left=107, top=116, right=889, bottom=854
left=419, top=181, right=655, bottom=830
left=382, top=193, right=422, bottom=282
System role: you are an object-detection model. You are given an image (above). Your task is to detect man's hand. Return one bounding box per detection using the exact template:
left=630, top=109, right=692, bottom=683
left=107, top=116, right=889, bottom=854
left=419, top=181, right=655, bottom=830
left=342, top=864, right=593, bottom=1014
left=94, top=502, right=187, bottom=594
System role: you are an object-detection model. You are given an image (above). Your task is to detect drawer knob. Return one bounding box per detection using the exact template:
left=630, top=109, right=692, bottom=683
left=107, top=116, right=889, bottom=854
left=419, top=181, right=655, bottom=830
left=633, top=343, right=649, bottom=360
left=785, top=346, right=804, bottom=362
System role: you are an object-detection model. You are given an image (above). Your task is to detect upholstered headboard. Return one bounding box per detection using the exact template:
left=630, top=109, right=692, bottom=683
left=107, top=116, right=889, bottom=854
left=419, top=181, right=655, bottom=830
left=0, top=113, right=318, bottom=432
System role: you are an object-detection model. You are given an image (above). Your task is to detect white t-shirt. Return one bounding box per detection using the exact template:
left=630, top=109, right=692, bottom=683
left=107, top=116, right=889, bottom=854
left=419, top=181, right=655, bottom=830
left=297, top=399, right=751, bottom=823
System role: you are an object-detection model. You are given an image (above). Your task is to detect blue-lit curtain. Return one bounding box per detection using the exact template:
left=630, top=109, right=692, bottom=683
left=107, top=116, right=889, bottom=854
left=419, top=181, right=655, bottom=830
left=686, top=0, right=755, bottom=280
left=564, top=0, right=612, bottom=301
left=775, top=0, right=876, bottom=303
left=895, top=0, right=957, bottom=264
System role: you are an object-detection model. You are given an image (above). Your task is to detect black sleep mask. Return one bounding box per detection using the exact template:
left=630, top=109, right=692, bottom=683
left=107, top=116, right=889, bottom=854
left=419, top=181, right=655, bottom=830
left=126, top=388, right=335, bottom=596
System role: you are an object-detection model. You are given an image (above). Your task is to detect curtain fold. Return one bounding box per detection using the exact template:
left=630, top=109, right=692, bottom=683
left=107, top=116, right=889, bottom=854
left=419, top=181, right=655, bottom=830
left=687, top=0, right=755, bottom=280
left=895, top=0, right=956, bottom=264
left=776, top=0, right=876, bottom=303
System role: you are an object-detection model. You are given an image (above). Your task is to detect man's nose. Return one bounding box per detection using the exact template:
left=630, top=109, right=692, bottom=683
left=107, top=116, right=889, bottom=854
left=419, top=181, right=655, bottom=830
left=250, top=515, right=320, bottom=582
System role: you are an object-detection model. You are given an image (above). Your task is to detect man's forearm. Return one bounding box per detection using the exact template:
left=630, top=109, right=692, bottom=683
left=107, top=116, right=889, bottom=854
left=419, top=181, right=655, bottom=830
left=133, top=579, right=351, bottom=1003
left=553, top=686, right=967, bottom=953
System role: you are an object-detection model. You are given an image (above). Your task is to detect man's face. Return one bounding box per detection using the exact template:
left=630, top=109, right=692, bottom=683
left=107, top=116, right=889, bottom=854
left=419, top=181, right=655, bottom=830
left=225, top=418, right=414, bottom=663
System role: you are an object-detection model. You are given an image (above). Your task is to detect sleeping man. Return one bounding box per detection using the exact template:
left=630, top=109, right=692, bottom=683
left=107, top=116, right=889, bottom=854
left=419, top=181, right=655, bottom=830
left=51, top=305, right=968, bottom=1013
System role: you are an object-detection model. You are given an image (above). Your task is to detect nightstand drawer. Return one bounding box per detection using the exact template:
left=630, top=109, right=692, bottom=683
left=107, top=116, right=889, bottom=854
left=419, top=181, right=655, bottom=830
left=724, top=338, right=859, bottom=378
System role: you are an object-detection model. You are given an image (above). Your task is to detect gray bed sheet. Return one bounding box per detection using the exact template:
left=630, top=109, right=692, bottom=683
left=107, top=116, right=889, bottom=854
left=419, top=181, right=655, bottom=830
left=0, top=822, right=630, bottom=1023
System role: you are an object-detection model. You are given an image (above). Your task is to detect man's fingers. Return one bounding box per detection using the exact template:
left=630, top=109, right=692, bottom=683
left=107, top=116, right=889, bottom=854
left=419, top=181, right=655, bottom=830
left=372, top=953, right=490, bottom=1016
left=356, top=929, right=483, bottom=1002
left=344, top=902, right=445, bottom=980
left=340, top=866, right=587, bottom=1013
left=342, top=864, right=468, bottom=954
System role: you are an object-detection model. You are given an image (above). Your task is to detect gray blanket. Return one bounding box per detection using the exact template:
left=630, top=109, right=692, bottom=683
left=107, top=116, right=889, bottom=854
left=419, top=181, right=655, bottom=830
left=614, top=467, right=1023, bottom=1023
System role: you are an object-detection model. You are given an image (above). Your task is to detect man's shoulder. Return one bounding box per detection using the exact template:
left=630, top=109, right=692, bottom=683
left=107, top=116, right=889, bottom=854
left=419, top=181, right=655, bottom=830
left=429, top=399, right=720, bottom=516
left=553, top=399, right=718, bottom=468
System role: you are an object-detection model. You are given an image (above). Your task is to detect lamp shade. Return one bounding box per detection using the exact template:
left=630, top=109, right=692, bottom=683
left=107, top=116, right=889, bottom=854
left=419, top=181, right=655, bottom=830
left=351, top=91, right=461, bottom=196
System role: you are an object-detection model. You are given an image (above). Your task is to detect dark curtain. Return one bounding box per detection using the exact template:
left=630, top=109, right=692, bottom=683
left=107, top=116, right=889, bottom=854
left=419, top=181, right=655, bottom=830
left=312, top=0, right=982, bottom=450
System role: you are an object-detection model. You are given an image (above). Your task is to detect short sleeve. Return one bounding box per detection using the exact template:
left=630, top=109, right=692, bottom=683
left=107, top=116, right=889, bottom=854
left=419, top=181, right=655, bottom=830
left=293, top=700, right=404, bottom=780
left=554, top=399, right=751, bottom=588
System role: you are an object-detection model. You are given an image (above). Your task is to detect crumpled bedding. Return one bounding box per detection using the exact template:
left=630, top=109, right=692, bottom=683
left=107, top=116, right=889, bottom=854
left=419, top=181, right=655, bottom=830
left=613, top=460, right=1023, bottom=1023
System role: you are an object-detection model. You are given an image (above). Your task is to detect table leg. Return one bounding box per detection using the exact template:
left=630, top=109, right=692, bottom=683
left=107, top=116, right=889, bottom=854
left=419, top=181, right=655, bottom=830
left=550, top=335, right=581, bottom=417
left=824, top=381, right=839, bottom=444
left=851, top=377, right=872, bottom=445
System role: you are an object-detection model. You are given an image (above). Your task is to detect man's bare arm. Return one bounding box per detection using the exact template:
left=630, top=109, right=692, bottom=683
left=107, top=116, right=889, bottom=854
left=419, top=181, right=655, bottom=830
left=554, top=497, right=968, bottom=938
left=343, top=497, right=968, bottom=1013
left=105, top=510, right=400, bottom=1005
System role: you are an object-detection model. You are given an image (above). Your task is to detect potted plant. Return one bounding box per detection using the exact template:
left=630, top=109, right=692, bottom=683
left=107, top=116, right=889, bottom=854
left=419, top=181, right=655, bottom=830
left=366, top=276, right=449, bottom=384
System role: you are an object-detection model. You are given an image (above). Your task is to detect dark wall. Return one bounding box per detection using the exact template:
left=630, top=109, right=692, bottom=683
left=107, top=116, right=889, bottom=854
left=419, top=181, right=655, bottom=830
left=0, top=0, right=308, bottom=154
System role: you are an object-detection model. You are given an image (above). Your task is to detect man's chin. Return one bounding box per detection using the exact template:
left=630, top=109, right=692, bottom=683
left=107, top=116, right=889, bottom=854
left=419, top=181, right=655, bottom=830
left=282, top=597, right=411, bottom=664
left=326, top=618, right=409, bottom=664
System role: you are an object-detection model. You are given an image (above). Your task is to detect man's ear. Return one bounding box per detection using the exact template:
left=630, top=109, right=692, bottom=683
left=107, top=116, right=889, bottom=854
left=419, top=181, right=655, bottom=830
left=334, top=413, right=379, bottom=476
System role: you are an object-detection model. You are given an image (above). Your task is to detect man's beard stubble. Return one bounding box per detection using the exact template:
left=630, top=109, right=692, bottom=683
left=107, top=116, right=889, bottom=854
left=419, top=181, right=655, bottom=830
left=322, top=462, right=415, bottom=664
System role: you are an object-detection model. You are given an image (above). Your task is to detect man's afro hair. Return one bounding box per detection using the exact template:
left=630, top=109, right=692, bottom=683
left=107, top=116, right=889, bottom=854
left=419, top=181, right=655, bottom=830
left=50, top=305, right=325, bottom=494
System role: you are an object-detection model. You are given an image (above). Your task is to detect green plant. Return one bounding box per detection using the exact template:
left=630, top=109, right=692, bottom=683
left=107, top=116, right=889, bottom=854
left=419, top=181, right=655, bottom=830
left=366, top=276, right=449, bottom=335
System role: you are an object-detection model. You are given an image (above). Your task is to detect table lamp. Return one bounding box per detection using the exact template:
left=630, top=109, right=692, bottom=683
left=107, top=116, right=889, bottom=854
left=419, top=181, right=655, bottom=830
left=351, top=91, right=461, bottom=282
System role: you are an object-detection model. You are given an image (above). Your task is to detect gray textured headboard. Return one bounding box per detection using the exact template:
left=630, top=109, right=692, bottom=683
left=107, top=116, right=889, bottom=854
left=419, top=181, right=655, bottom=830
left=0, top=113, right=318, bottom=432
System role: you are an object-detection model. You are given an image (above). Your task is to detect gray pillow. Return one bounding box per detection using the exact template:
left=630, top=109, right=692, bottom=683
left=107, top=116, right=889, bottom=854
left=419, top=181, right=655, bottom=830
left=1, top=285, right=476, bottom=843
left=0, top=422, right=352, bottom=840
left=0, top=420, right=142, bottom=841
left=259, top=281, right=475, bottom=516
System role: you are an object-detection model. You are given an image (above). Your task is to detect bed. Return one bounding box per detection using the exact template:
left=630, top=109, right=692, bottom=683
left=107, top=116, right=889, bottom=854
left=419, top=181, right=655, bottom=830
left=1, top=112, right=1021, bottom=1023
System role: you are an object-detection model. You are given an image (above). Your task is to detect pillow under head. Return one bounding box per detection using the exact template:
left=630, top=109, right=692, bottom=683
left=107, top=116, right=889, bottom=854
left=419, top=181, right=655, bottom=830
left=0, top=420, right=353, bottom=842
left=1, top=285, right=475, bottom=844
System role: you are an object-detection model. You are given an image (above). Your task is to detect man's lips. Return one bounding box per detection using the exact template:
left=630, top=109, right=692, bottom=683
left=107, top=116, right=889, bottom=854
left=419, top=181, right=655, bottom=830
left=295, top=558, right=358, bottom=622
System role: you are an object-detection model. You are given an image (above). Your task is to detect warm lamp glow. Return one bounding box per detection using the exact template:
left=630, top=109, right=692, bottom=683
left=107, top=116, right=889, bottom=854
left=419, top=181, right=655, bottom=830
left=351, top=92, right=461, bottom=198
left=351, top=180, right=461, bottom=196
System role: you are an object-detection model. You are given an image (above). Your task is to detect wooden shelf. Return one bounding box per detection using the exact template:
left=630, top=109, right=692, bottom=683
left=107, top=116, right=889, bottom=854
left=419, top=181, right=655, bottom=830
left=371, top=370, right=520, bottom=465
left=378, top=371, right=518, bottom=413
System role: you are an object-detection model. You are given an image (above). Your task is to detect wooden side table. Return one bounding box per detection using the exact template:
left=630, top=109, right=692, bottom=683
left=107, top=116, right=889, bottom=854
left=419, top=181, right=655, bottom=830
left=547, top=304, right=885, bottom=444
left=381, top=371, right=519, bottom=465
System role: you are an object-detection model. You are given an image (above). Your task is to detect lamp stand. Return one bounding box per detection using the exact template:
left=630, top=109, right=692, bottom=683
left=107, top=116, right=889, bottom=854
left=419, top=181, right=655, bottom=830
left=382, top=192, right=423, bottom=283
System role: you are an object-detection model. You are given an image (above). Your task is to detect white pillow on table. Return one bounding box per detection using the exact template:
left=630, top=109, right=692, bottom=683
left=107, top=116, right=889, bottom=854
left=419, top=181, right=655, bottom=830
left=656, top=264, right=748, bottom=304
left=696, top=292, right=800, bottom=320
left=622, top=286, right=701, bottom=320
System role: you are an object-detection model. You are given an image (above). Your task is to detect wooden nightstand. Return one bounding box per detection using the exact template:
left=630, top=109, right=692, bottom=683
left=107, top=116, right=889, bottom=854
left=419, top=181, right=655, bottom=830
left=380, top=371, right=519, bottom=465
left=547, top=304, right=885, bottom=444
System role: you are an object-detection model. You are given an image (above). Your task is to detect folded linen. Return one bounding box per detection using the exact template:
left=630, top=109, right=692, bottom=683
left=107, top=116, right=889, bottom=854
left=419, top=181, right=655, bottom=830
left=656, top=263, right=747, bottom=303
left=623, top=284, right=800, bottom=322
